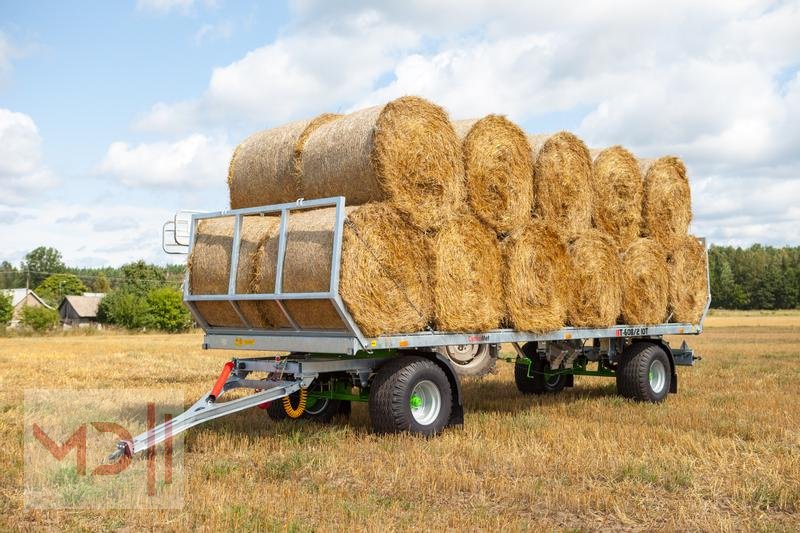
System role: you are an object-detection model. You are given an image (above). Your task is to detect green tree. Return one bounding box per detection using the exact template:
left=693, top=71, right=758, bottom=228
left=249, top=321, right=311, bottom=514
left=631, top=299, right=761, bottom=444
left=91, top=272, right=111, bottom=293
left=0, top=293, right=13, bottom=327
left=119, top=261, right=166, bottom=296
left=144, top=287, right=192, bottom=332
left=21, top=247, right=66, bottom=286
left=35, top=273, right=89, bottom=307
left=20, top=306, right=60, bottom=332
left=0, top=261, right=22, bottom=289
left=97, top=290, right=148, bottom=330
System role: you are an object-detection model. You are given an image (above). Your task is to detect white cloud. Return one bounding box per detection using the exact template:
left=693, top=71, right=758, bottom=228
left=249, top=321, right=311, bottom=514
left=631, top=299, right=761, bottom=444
left=135, top=10, right=420, bottom=133
left=0, top=109, right=57, bottom=206
left=127, top=1, right=800, bottom=246
left=2, top=201, right=179, bottom=267
left=97, top=134, right=232, bottom=188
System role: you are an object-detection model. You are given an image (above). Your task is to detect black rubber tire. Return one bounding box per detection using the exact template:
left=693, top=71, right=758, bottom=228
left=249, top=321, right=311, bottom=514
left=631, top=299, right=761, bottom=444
left=616, top=342, right=671, bottom=403
left=266, top=392, right=348, bottom=423
left=369, top=356, right=453, bottom=436
left=514, top=342, right=567, bottom=394
left=303, top=397, right=346, bottom=423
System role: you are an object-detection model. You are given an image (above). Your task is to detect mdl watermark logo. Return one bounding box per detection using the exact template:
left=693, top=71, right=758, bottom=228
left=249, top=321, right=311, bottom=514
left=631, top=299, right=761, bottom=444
left=24, top=389, right=184, bottom=509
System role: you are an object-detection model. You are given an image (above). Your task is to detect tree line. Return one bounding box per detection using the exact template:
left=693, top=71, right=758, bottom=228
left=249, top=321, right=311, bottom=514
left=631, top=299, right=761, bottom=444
left=2, top=243, right=799, bottom=333
left=1, top=247, right=191, bottom=332
left=708, top=245, right=800, bottom=310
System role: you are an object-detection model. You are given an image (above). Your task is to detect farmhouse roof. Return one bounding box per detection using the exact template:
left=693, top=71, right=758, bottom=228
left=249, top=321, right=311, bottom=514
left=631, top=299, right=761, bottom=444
left=59, top=295, right=103, bottom=318
left=1, top=288, right=53, bottom=309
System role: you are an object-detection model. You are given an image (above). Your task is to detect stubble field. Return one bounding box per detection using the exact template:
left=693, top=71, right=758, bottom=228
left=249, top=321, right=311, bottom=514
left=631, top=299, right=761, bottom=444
left=1, top=312, right=798, bottom=530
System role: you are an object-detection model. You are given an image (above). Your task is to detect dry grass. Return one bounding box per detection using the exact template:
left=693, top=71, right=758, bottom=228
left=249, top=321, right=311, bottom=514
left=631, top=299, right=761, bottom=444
left=2, top=316, right=799, bottom=530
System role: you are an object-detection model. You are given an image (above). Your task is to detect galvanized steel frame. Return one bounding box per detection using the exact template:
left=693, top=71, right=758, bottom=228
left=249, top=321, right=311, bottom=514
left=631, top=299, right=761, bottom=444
left=183, top=197, right=711, bottom=356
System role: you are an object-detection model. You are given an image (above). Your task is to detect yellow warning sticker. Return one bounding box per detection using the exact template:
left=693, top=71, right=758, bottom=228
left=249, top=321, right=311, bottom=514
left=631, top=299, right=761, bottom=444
left=234, top=337, right=255, bottom=347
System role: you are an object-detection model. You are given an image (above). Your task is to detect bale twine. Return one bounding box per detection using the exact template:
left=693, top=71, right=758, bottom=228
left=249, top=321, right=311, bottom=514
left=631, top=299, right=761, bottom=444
left=187, top=216, right=281, bottom=327
left=565, top=229, right=623, bottom=327
left=300, top=96, right=465, bottom=230
left=504, top=220, right=571, bottom=332
left=228, top=113, right=341, bottom=209
left=250, top=203, right=433, bottom=337
left=667, top=235, right=708, bottom=323
left=620, top=238, right=669, bottom=325
left=640, top=156, right=692, bottom=248
left=431, top=213, right=504, bottom=332
left=452, top=116, right=534, bottom=235
left=590, top=146, right=644, bottom=250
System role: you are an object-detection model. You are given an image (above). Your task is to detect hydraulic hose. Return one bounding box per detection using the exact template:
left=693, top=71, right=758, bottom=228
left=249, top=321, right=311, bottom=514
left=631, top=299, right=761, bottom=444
left=282, top=388, right=308, bottom=418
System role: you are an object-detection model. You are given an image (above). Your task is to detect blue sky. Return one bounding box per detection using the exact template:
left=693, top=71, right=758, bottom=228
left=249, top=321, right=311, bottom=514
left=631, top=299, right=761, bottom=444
left=1, top=1, right=799, bottom=267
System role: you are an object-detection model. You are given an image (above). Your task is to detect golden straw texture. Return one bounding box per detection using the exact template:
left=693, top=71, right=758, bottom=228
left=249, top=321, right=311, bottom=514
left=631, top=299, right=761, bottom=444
left=620, top=238, right=669, bottom=324
left=251, top=204, right=433, bottom=337
left=187, top=216, right=281, bottom=327
left=228, top=117, right=320, bottom=209
left=529, top=132, right=593, bottom=236
left=453, top=116, right=534, bottom=235
left=431, top=213, right=504, bottom=331
left=667, top=235, right=708, bottom=323
left=504, top=220, right=571, bottom=332
left=590, top=146, right=644, bottom=249
left=301, top=96, right=465, bottom=230
left=640, top=156, right=692, bottom=249
left=566, top=229, right=623, bottom=327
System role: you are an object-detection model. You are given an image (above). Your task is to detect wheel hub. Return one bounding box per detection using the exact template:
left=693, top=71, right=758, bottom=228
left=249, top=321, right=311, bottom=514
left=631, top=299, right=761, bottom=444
left=445, top=344, right=480, bottom=364
left=409, top=380, right=441, bottom=425
left=649, top=359, right=667, bottom=394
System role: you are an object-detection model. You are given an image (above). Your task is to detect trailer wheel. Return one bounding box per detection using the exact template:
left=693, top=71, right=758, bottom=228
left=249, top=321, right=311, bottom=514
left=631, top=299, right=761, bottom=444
left=369, top=356, right=453, bottom=436
left=616, top=342, right=671, bottom=402
left=514, top=342, right=567, bottom=394
left=440, top=344, right=497, bottom=377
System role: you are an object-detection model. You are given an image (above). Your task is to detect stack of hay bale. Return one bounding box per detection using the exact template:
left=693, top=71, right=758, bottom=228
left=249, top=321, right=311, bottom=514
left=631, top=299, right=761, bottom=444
left=188, top=95, right=708, bottom=337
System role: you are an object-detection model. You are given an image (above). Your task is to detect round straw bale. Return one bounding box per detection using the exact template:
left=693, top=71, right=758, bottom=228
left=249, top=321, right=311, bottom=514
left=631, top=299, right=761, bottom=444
left=566, top=229, right=623, bottom=327
left=504, top=220, right=571, bottom=332
left=188, top=216, right=282, bottom=328
left=640, top=156, right=692, bottom=248
left=620, top=238, right=669, bottom=324
left=667, top=235, right=708, bottom=323
left=452, top=116, right=534, bottom=235
left=300, top=96, right=465, bottom=230
left=529, top=132, right=593, bottom=237
left=228, top=113, right=340, bottom=209
left=590, top=146, right=644, bottom=249
left=431, top=213, right=504, bottom=332
left=251, top=203, right=432, bottom=337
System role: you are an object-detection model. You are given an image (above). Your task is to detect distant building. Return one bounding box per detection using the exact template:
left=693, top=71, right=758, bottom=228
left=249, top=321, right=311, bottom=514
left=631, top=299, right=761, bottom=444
left=59, top=294, right=105, bottom=327
left=1, top=288, right=53, bottom=327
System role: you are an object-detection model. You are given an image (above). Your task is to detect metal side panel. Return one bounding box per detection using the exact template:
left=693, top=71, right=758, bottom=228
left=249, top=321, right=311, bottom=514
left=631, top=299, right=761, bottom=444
left=204, top=321, right=702, bottom=355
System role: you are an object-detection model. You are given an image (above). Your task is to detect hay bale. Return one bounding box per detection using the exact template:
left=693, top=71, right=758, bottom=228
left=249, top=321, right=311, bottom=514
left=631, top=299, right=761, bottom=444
left=640, top=156, right=692, bottom=248
left=251, top=203, right=433, bottom=337
left=620, top=238, right=669, bottom=324
left=452, top=116, right=534, bottom=235
left=566, top=229, right=623, bottom=327
left=667, top=235, right=708, bottom=323
left=504, top=220, right=571, bottom=332
left=300, top=96, right=465, bottom=230
left=590, top=146, right=644, bottom=249
left=529, top=132, right=593, bottom=236
left=228, top=113, right=341, bottom=209
left=188, top=216, right=281, bottom=327
left=431, top=213, right=504, bottom=332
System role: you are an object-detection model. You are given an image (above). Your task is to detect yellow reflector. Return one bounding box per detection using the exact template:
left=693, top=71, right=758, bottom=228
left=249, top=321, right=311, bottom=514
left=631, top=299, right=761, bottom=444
left=399, top=340, right=409, bottom=347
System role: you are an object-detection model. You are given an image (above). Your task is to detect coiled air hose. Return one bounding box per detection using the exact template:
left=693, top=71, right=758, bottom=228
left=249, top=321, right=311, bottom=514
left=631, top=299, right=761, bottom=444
left=282, top=389, right=308, bottom=418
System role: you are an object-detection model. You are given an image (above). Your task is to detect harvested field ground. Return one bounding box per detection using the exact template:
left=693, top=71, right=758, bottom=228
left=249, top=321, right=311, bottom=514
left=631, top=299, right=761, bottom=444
left=1, top=313, right=799, bottom=530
